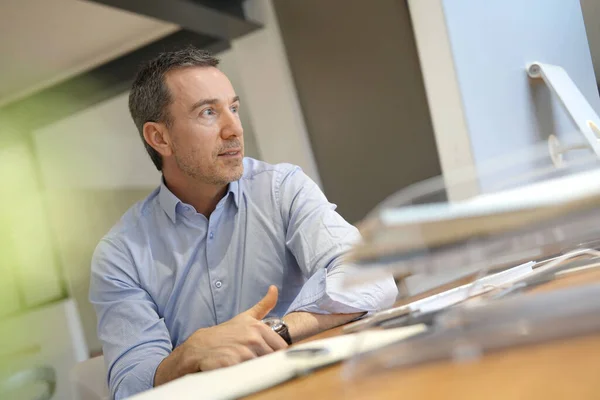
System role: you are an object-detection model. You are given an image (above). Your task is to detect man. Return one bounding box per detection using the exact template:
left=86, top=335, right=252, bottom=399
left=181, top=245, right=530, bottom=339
left=90, top=46, right=397, bottom=399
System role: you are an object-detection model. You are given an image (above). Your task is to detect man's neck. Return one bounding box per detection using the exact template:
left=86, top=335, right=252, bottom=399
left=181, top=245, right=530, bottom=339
left=163, top=171, right=228, bottom=218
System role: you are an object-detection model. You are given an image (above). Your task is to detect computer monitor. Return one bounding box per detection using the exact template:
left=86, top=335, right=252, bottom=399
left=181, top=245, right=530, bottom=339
left=408, top=0, right=600, bottom=200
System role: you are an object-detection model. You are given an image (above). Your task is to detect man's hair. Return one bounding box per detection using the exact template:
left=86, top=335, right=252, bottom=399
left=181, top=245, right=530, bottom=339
left=129, top=46, right=220, bottom=171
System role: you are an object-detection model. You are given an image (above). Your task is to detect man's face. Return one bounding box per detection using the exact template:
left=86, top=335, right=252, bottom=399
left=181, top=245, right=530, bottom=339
left=164, top=66, right=244, bottom=185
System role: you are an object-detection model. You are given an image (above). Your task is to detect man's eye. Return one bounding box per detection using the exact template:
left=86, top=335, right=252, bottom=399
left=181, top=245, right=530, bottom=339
left=201, top=108, right=215, bottom=116
left=231, top=105, right=239, bottom=113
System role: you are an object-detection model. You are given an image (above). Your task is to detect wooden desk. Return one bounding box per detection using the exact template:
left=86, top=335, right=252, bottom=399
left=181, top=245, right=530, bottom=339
left=247, top=269, right=600, bottom=399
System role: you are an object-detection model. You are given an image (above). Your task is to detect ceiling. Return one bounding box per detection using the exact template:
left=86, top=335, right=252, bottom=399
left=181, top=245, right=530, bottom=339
left=0, top=0, right=179, bottom=107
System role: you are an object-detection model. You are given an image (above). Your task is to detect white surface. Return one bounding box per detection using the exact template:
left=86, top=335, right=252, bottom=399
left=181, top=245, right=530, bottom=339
left=230, top=0, right=322, bottom=186
left=0, top=299, right=89, bottom=400
left=407, top=0, right=479, bottom=200
left=129, top=324, right=426, bottom=400
left=0, top=0, right=178, bottom=106
left=33, top=91, right=161, bottom=189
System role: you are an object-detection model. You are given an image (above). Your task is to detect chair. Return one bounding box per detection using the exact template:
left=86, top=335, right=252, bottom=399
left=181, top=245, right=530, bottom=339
left=70, top=356, right=109, bottom=400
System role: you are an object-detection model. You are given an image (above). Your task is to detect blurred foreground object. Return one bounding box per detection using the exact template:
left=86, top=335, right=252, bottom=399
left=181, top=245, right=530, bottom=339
left=0, top=300, right=88, bottom=400
left=0, top=365, right=56, bottom=400
left=341, top=145, right=600, bottom=379
left=346, top=143, right=600, bottom=292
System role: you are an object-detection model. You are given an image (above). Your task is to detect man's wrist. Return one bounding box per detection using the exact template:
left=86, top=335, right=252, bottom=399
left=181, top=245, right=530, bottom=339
left=263, top=317, right=293, bottom=345
left=285, top=311, right=365, bottom=343
left=155, top=345, right=191, bottom=388
left=178, top=335, right=205, bottom=375
left=283, top=312, right=319, bottom=343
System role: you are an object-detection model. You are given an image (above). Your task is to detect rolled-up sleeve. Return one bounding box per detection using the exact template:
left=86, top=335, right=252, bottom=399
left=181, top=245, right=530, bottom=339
left=90, top=238, right=172, bottom=399
left=277, top=166, right=398, bottom=315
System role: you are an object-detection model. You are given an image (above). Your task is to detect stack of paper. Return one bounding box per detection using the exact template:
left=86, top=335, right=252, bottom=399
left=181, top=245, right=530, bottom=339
left=347, top=168, right=600, bottom=276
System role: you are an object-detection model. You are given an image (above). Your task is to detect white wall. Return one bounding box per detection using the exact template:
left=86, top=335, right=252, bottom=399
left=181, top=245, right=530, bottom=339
left=34, top=91, right=161, bottom=190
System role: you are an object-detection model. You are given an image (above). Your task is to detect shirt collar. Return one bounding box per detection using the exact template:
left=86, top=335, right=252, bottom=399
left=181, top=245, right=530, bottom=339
left=158, top=177, right=241, bottom=223
left=228, top=179, right=241, bottom=209
left=158, top=178, right=181, bottom=223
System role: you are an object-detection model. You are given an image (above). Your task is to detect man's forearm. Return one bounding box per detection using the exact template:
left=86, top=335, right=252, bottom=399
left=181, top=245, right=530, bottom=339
left=284, top=311, right=364, bottom=342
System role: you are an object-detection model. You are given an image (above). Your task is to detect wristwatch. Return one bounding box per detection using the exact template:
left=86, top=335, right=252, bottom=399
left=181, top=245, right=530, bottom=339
left=262, top=317, right=292, bottom=345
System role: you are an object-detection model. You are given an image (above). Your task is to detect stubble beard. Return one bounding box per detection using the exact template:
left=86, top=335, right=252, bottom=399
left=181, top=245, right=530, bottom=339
left=175, top=148, right=244, bottom=186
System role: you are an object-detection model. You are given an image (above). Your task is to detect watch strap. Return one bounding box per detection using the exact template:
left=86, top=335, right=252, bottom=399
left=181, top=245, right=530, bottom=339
left=278, top=323, right=292, bottom=345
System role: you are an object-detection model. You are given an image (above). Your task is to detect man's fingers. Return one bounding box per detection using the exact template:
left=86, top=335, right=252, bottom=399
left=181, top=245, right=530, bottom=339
left=235, top=345, right=258, bottom=362
left=203, top=346, right=256, bottom=371
left=259, top=323, right=289, bottom=351
left=247, top=334, right=274, bottom=357
left=244, top=285, right=278, bottom=320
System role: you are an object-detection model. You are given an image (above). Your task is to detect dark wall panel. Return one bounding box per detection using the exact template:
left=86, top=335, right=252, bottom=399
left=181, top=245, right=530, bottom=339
left=273, top=0, right=441, bottom=223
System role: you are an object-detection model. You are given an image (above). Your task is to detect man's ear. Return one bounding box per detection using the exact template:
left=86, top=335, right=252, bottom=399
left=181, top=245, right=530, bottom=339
left=143, top=122, right=173, bottom=157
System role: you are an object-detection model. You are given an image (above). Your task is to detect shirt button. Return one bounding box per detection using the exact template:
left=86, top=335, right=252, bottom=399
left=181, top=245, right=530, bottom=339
left=215, top=280, right=222, bottom=289
left=209, top=232, right=214, bottom=240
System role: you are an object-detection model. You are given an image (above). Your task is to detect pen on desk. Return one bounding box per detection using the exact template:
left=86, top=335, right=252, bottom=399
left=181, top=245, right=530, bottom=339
left=343, top=306, right=410, bottom=333
left=379, top=309, right=442, bottom=330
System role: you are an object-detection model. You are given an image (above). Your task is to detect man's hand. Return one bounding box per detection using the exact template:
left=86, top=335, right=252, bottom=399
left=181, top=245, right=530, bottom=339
left=154, top=286, right=288, bottom=386
left=183, top=285, right=289, bottom=370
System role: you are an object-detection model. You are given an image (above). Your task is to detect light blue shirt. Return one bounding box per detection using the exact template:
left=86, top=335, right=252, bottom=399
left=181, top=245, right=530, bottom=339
left=90, top=158, right=397, bottom=399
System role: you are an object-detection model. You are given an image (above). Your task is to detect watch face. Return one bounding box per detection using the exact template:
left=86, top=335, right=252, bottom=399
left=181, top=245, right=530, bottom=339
left=262, top=317, right=283, bottom=332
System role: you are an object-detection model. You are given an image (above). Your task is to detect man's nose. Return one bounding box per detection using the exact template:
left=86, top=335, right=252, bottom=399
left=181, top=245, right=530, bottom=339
left=220, top=111, right=243, bottom=139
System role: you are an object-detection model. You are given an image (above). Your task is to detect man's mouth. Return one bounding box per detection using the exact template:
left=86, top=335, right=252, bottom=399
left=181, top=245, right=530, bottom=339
left=218, top=149, right=242, bottom=157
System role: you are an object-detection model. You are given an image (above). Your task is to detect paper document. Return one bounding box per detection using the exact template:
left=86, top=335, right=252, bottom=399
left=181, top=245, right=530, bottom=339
left=344, top=261, right=535, bottom=333
left=406, top=261, right=535, bottom=313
